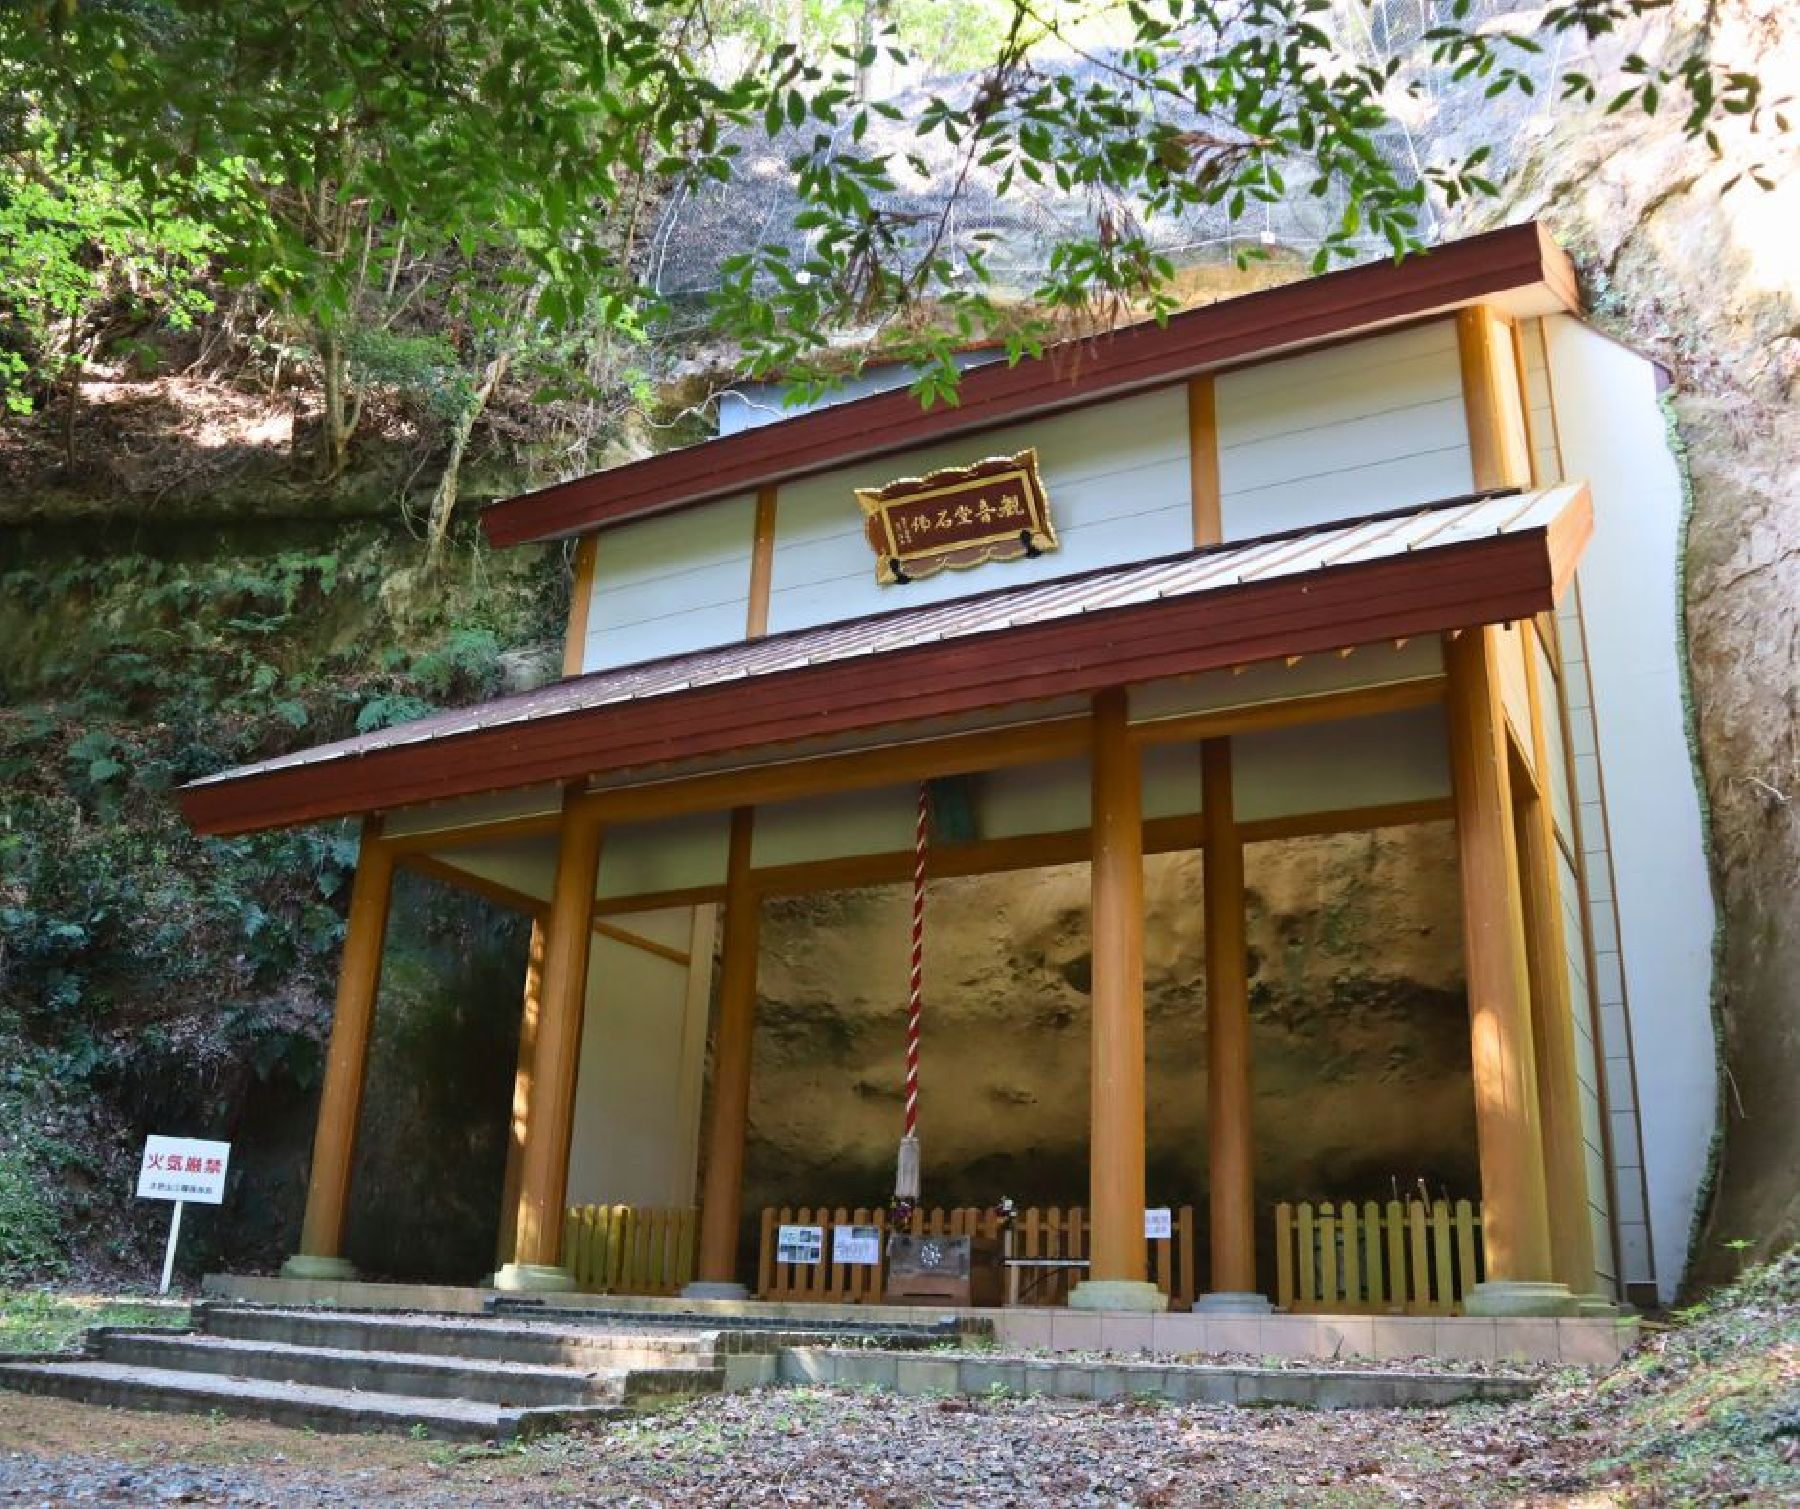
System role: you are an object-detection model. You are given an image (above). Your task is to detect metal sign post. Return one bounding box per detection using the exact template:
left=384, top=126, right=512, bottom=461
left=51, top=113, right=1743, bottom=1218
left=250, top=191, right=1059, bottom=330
left=136, top=1135, right=231, bottom=1295
left=159, top=1201, right=185, bottom=1296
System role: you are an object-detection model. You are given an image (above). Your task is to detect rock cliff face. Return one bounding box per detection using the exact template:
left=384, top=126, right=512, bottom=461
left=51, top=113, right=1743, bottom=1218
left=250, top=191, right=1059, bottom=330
left=743, top=823, right=1479, bottom=1275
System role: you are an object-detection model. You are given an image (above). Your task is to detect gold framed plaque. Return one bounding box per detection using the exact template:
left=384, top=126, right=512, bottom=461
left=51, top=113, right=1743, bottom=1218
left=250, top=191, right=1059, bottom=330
left=856, top=447, right=1058, bottom=586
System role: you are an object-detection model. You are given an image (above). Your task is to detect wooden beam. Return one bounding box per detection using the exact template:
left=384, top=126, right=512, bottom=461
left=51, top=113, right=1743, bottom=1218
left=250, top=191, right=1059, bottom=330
left=1238, top=797, right=1454, bottom=845
left=399, top=851, right=547, bottom=917
left=1458, top=305, right=1533, bottom=492
left=501, top=798, right=604, bottom=1281
left=581, top=716, right=1094, bottom=825
left=592, top=918, right=691, bottom=967
left=384, top=811, right=561, bottom=856
left=746, top=486, right=778, bottom=639
left=1188, top=375, right=1223, bottom=546
left=1129, top=676, right=1445, bottom=749
left=586, top=800, right=1457, bottom=916
left=694, top=809, right=760, bottom=1288
left=562, top=535, right=599, bottom=678
left=1202, top=738, right=1259, bottom=1297
left=286, top=817, right=395, bottom=1274
left=1083, top=688, right=1150, bottom=1289
left=1444, top=627, right=1555, bottom=1288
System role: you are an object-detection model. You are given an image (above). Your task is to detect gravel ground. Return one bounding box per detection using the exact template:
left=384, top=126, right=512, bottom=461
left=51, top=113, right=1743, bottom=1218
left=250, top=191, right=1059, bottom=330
left=0, top=1385, right=1581, bottom=1507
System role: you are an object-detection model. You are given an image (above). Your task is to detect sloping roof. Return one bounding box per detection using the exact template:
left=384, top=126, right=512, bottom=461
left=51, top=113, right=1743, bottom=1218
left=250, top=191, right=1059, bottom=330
left=181, top=485, right=1592, bottom=837
left=482, top=221, right=1579, bottom=547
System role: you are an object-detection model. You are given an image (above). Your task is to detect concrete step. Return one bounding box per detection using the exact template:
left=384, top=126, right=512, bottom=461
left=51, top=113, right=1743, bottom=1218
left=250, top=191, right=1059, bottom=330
left=200, top=1305, right=721, bottom=1371
left=92, top=1331, right=627, bottom=1409
left=0, top=1358, right=622, bottom=1442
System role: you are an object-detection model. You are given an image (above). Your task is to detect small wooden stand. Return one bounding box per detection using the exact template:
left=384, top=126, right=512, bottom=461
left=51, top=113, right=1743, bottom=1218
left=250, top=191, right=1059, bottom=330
left=885, top=1234, right=1003, bottom=1307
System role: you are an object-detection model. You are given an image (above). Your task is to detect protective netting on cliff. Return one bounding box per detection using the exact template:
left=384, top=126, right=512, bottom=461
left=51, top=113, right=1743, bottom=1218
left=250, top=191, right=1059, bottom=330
left=645, top=0, right=1585, bottom=305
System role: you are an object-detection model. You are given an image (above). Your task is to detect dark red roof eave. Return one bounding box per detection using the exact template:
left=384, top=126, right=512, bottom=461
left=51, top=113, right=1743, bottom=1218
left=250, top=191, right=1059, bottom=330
left=481, top=221, right=1578, bottom=548
left=178, top=515, right=1586, bottom=839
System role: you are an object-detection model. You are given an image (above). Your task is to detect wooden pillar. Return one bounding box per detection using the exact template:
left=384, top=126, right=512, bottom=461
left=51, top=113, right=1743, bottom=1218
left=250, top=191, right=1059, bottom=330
left=1200, top=738, right=1264, bottom=1305
left=1445, top=627, right=1569, bottom=1313
left=1519, top=646, right=1601, bottom=1297
left=495, top=797, right=603, bottom=1289
left=1457, top=305, right=1533, bottom=493
left=688, top=808, right=760, bottom=1294
left=1070, top=689, right=1163, bottom=1311
left=494, top=919, right=548, bottom=1270
left=282, top=817, right=395, bottom=1279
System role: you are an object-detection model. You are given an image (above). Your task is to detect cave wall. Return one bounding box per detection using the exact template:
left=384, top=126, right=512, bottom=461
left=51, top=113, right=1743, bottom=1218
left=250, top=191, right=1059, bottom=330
left=741, top=821, right=1479, bottom=1290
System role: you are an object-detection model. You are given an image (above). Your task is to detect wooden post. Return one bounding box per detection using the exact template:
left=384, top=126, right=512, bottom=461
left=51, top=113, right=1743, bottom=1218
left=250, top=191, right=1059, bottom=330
left=1519, top=646, right=1601, bottom=1298
left=1196, top=737, right=1269, bottom=1310
left=686, top=808, right=760, bottom=1296
left=1444, top=628, right=1571, bottom=1315
left=282, top=817, right=395, bottom=1279
left=1070, top=688, right=1163, bottom=1311
left=494, top=796, right=604, bottom=1290
left=1457, top=305, right=1532, bottom=493
left=494, top=919, right=548, bottom=1270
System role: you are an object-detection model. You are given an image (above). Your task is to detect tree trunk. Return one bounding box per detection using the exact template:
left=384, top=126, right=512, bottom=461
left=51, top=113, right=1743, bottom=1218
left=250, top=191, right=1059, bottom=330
left=318, top=325, right=357, bottom=479
left=424, top=351, right=510, bottom=571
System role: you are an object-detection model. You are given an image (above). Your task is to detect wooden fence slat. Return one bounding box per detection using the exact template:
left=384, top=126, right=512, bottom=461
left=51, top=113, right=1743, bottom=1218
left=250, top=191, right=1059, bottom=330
left=1431, top=1201, right=1453, bottom=1314
left=1341, top=1203, right=1360, bottom=1309
left=1298, top=1203, right=1317, bottom=1308
left=1408, top=1200, right=1430, bottom=1310
left=1276, top=1203, right=1294, bottom=1310
left=1386, top=1201, right=1407, bottom=1311
left=1453, top=1200, right=1478, bottom=1305
left=1319, top=1203, right=1339, bottom=1307
left=1362, top=1201, right=1384, bottom=1309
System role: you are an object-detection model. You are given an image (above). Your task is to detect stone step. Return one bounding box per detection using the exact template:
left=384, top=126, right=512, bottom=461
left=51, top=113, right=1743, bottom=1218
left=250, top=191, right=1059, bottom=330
left=200, top=1305, right=721, bottom=1371
left=92, top=1330, right=627, bottom=1409
left=0, top=1358, right=622, bottom=1442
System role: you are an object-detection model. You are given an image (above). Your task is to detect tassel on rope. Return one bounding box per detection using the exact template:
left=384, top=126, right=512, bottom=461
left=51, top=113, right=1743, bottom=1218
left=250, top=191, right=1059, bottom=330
left=894, top=780, right=928, bottom=1202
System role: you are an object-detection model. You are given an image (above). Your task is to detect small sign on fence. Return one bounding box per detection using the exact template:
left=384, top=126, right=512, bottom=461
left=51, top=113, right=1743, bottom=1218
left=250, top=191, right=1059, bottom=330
left=833, top=1224, right=882, bottom=1266
left=1144, top=1207, right=1172, bottom=1239
left=136, top=1136, right=231, bottom=1297
left=776, top=1224, right=824, bottom=1264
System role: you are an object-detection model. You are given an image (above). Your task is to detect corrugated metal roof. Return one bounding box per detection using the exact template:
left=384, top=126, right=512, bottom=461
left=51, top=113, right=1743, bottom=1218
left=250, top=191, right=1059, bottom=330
left=191, top=486, right=1581, bottom=790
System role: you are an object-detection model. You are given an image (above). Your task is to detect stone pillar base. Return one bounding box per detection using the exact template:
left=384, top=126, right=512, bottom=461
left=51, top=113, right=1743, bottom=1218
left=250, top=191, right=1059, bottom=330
left=1576, top=1292, right=1624, bottom=1316
left=681, top=1281, right=751, bottom=1300
left=1068, top=1279, right=1167, bottom=1313
left=1191, top=1290, right=1274, bottom=1315
left=279, top=1254, right=358, bottom=1282
left=1462, top=1280, right=1578, bottom=1317
left=491, top=1262, right=578, bottom=1293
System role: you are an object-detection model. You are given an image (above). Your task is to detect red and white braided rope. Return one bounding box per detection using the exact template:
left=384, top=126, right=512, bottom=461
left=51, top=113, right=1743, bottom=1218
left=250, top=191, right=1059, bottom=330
left=903, top=781, right=927, bottom=1140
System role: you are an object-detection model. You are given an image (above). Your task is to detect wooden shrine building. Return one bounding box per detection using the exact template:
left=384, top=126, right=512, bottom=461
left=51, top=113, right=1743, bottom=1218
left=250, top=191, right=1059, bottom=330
left=181, top=223, right=1716, bottom=1319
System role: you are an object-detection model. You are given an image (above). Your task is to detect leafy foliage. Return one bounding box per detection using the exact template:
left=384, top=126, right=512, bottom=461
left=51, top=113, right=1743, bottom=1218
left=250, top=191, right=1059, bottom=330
left=0, top=526, right=562, bottom=1279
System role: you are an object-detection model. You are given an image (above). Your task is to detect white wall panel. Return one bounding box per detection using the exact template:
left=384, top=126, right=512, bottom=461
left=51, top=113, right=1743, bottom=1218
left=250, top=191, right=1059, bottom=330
left=566, top=906, right=708, bottom=1208
left=1234, top=705, right=1450, bottom=823
left=1545, top=313, right=1716, bottom=1301
left=752, top=784, right=918, bottom=868
left=582, top=494, right=757, bottom=671
left=597, top=811, right=731, bottom=899
left=978, top=757, right=1091, bottom=840
left=1216, top=320, right=1472, bottom=539
left=765, top=387, right=1193, bottom=635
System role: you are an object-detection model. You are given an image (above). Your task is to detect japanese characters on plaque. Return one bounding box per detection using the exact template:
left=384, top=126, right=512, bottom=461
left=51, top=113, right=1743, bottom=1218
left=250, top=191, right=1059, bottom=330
left=136, top=1135, right=231, bottom=1205
left=857, top=447, right=1058, bottom=586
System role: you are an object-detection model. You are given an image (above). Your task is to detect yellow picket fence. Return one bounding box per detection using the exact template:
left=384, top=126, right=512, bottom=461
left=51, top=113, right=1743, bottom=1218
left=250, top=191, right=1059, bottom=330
left=1275, top=1199, right=1484, bottom=1314
left=756, top=1203, right=1197, bottom=1308
left=563, top=1204, right=697, bottom=1296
